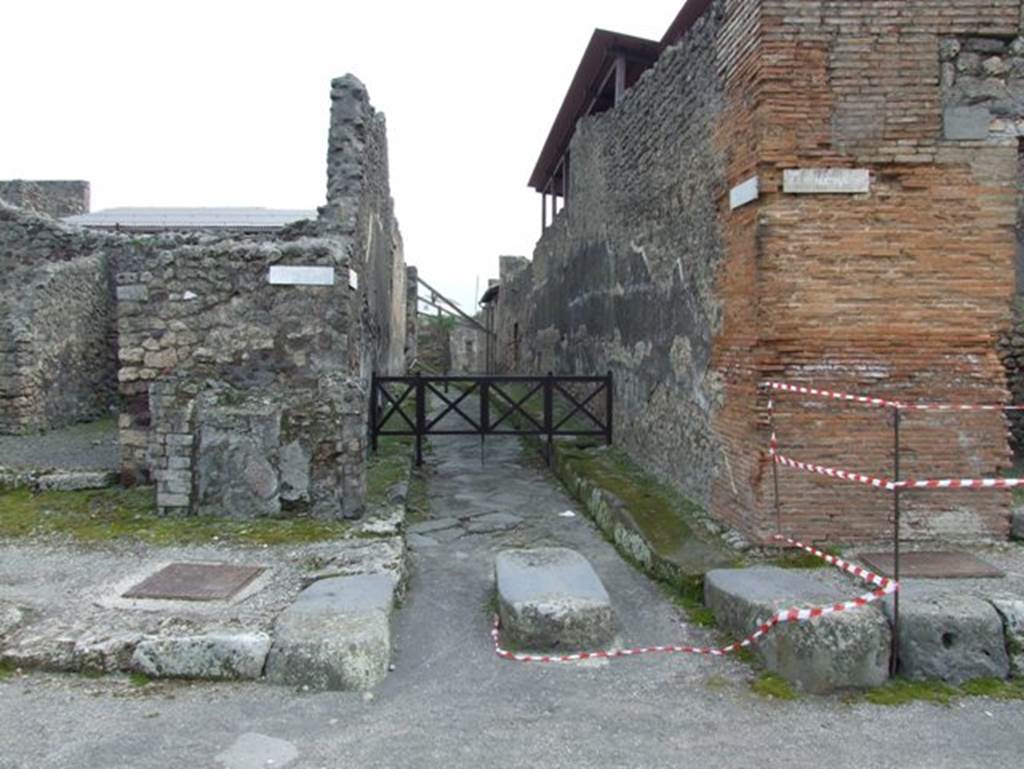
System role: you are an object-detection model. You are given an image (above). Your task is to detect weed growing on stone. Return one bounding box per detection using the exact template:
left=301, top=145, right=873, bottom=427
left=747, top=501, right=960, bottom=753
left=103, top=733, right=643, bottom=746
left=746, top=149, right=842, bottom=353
left=750, top=673, right=799, bottom=700
left=366, top=435, right=415, bottom=508
left=0, top=661, right=15, bottom=681
left=405, top=467, right=431, bottom=524
left=129, top=672, right=151, bottom=687
left=0, top=486, right=356, bottom=546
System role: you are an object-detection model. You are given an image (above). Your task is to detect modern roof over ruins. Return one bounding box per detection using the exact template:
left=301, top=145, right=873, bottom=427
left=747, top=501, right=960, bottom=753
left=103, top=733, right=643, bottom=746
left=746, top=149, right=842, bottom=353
left=528, top=0, right=713, bottom=195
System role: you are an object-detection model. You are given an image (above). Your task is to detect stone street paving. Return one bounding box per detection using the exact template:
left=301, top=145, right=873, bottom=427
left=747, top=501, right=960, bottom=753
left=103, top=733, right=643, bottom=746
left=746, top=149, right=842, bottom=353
left=1, top=420, right=1023, bottom=769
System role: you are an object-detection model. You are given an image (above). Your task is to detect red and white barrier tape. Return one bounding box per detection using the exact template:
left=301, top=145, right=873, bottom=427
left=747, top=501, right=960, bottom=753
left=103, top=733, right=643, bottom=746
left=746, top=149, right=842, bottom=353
left=764, top=381, right=1024, bottom=412
left=491, top=536, right=898, bottom=664
left=772, top=453, right=895, bottom=490
left=897, top=477, right=1024, bottom=490
left=772, top=452, right=1024, bottom=492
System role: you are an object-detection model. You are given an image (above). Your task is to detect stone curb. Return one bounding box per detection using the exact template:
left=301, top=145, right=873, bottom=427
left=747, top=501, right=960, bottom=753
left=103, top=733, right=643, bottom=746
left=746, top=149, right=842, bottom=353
left=0, top=466, right=118, bottom=492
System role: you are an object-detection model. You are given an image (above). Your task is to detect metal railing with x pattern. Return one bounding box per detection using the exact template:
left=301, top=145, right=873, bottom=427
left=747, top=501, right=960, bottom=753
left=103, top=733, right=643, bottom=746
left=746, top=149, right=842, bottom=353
left=369, top=372, right=613, bottom=465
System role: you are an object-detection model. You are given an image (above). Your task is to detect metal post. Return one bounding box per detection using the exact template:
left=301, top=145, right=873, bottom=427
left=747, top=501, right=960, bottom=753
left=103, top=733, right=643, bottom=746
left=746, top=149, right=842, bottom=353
left=544, top=371, right=554, bottom=466
left=769, top=397, right=782, bottom=537
left=890, top=405, right=902, bottom=676
left=415, top=371, right=424, bottom=467
left=369, top=372, right=379, bottom=454
left=605, top=371, right=613, bottom=446
left=480, top=380, right=490, bottom=467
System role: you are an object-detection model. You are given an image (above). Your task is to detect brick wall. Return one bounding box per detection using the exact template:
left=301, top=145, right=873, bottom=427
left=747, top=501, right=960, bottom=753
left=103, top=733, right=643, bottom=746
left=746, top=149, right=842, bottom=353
left=501, top=0, right=1023, bottom=545
left=746, top=0, right=1020, bottom=543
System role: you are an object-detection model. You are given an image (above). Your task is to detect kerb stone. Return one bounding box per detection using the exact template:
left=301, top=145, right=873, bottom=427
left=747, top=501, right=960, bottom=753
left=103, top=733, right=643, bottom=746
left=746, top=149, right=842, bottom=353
left=705, top=567, right=890, bottom=693
left=495, top=547, right=615, bottom=650
left=264, top=572, right=396, bottom=691
left=884, top=584, right=1009, bottom=683
left=131, top=633, right=271, bottom=680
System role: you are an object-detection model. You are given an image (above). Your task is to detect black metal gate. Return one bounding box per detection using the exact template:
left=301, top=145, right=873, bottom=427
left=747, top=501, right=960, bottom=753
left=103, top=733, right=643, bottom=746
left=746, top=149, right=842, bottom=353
left=369, top=372, right=613, bottom=465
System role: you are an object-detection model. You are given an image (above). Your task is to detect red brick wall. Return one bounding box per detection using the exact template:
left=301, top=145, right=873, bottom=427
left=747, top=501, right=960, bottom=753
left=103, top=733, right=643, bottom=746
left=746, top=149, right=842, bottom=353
left=714, top=0, right=1021, bottom=543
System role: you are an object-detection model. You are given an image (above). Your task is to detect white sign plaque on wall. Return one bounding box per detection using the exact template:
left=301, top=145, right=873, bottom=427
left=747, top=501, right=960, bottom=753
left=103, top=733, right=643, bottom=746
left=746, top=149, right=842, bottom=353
left=783, top=168, right=871, bottom=194
left=268, top=265, right=335, bottom=286
left=729, top=175, right=760, bottom=210
left=349, top=271, right=359, bottom=290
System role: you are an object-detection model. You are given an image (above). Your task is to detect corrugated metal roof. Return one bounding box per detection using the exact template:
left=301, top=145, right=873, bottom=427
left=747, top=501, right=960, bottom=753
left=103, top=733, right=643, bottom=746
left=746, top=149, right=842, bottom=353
left=63, top=207, right=316, bottom=231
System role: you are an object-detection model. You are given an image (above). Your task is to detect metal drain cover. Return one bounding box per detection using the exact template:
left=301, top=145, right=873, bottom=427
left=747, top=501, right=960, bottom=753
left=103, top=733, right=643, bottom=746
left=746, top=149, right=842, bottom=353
left=123, top=562, right=265, bottom=601
left=858, top=551, right=1004, bottom=579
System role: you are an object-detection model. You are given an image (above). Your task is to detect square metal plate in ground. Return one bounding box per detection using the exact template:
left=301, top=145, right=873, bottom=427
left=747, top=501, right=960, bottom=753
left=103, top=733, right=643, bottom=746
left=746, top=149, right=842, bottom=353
left=858, top=551, right=1004, bottom=579
left=123, top=562, right=265, bottom=601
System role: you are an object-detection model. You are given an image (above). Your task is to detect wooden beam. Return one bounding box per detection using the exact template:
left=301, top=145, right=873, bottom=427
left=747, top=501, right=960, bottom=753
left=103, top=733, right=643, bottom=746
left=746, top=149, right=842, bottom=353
left=415, top=276, right=494, bottom=336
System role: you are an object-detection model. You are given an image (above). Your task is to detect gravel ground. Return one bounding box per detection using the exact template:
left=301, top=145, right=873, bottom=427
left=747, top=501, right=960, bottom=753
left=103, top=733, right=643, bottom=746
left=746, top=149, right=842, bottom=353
left=1, top=410, right=1022, bottom=768
left=0, top=419, right=119, bottom=471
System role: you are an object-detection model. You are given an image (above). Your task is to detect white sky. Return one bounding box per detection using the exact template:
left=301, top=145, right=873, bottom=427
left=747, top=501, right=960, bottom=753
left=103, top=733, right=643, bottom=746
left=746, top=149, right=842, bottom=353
left=2, top=0, right=684, bottom=310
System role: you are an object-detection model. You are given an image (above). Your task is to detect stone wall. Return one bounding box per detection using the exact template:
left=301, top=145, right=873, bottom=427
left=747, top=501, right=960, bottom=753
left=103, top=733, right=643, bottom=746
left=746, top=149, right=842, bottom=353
left=500, top=0, right=1022, bottom=545
left=149, top=375, right=365, bottom=519
left=0, top=202, right=117, bottom=433
left=116, top=235, right=357, bottom=483
left=449, top=322, right=487, bottom=374
left=320, top=75, right=407, bottom=378
left=0, top=180, right=90, bottom=219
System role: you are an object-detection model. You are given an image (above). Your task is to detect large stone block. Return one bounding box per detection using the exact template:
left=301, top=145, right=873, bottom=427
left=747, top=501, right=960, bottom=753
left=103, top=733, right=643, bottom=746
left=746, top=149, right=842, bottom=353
left=495, top=547, right=615, bottom=650
left=705, top=567, right=890, bottom=693
left=884, top=585, right=1009, bottom=684
left=264, top=573, right=395, bottom=691
left=131, top=633, right=271, bottom=680
left=988, top=595, right=1024, bottom=677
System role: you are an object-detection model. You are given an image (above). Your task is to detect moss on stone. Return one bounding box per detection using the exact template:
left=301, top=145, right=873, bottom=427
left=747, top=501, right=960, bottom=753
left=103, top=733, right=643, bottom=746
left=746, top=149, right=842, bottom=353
left=751, top=673, right=799, bottom=700
left=559, top=447, right=697, bottom=559
left=862, top=678, right=958, bottom=706
left=0, top=486, right=355, bottom=546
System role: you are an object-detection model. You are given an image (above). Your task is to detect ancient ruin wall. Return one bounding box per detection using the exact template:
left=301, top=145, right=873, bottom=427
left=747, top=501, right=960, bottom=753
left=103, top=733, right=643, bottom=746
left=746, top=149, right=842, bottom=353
left=321, top=75, right=407, bottom=378
left=0, top=180, right=90, bottom=219
left=116, top=236, right=355, bottom=483
left=745, top=0, right=1021, bottom=543
left=0, top=203, right=118, bottom=433
left=503, top=0, right=1022, bottom=544
left=499, top=0, right=759, bottom=520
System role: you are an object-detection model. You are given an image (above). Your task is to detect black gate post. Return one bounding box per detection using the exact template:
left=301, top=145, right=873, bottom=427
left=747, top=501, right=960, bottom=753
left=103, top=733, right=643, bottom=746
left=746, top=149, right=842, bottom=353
left=415, top=371, right=425, bottom=466
left=369, top=371, right=379, bottom=454
left=544, top=372, right=554, bottom=466
left=480, top=379, right=490, bottom=466
left=605, top=370, right=614, bottom=446
left=890, top=404, right=902, bottom=676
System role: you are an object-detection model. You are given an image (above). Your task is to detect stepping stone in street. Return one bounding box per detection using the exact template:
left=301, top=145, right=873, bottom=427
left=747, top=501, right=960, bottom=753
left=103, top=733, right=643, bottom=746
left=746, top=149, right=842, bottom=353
left=705, top=567, right=890, bottom=693
left=495, top=547, right=615, bottom=650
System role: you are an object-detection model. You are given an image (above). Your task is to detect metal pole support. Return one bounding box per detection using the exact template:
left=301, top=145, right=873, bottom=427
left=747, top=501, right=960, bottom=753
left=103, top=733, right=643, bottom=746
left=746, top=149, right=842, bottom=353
left=369, top=371, right=379, bottom=454
left=605, top=370, right=614, bottom=446
left=544, top=371, right=554, bottom=466
left=415, top=371, right=425, bottom=467
left=890, top=405, right=902, bottom=676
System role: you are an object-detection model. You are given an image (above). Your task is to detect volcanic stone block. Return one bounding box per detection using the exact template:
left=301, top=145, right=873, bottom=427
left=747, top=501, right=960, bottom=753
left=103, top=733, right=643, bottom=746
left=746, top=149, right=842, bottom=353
left=989, top=595, right=1024, bottom=677
left=131, top=633, right=271, bottom=680
left=884, top=585, right=1009, bottom=683
left=495, top=547, right=615, bottom=650
left=264, top=573, right=396, bottom=691
left=705, top=567, right=891, bottom=693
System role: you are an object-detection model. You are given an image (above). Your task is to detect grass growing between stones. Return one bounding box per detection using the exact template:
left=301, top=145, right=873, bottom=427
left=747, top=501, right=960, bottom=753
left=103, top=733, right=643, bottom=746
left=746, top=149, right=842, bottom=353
left=406, top=466, right=431, bottom=524
left=858, top=677, right=1024, bottom=706
left=750, top=673, right=800, bottom=700
left=0, top=661, right=15, bottom=681
left=0, top=486, right=355, bottom=546
left=366, top=435, right=415, bottom=508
